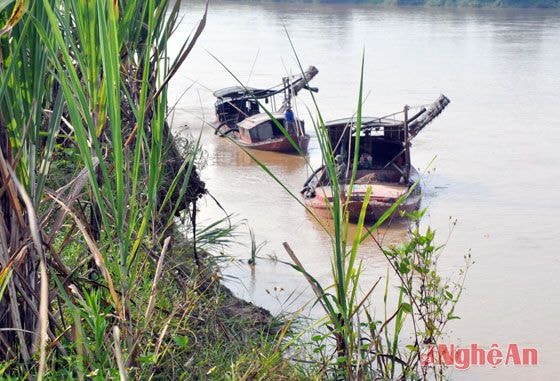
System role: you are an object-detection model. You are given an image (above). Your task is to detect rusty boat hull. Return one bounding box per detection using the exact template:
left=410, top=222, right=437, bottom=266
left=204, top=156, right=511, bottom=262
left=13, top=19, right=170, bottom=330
left=232, top=112, right=310, bottom=153
left=304, top=168, right=421, bottom=222
left=236, top=134, right=310, bottom=153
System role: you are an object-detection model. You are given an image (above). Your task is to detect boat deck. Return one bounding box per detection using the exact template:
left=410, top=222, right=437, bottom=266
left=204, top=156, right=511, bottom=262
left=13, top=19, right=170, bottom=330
left=314, top=183, right=408, bottom=200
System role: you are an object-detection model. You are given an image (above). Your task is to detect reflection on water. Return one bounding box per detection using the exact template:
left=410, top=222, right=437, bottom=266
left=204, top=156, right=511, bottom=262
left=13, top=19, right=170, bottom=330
left=170, top=2, right=560, bottom=379
left=212, top=140, right=307, bottom=173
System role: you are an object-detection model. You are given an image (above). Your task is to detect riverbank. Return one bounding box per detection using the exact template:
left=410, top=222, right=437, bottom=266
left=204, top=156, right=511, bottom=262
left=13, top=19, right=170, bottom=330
left=145, top=240, right=301, bottom=379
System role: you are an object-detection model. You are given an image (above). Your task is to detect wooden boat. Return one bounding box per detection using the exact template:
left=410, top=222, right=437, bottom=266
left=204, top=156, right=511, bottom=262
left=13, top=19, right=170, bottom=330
left=301, top=95, right=451, bottom=222
left=212, top=66, right=318, bottom=153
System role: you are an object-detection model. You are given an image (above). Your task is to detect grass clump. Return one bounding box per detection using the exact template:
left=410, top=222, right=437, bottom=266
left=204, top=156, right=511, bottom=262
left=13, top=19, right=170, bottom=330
left=0, top=0, right=295, bottom=378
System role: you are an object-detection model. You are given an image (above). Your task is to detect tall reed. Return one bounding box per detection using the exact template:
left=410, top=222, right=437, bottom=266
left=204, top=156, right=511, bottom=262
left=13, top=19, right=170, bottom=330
left=0, top=0, right=210, bottom=377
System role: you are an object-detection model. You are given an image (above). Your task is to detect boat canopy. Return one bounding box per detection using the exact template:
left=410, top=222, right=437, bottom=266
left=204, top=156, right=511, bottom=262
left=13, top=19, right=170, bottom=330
left=325, top=116, right=403, bottom=131
left=213, top=86, right=278, bottom=101
left=325, top=94, right=450, bottom=142
left=214, top=66, right=319, bottom=103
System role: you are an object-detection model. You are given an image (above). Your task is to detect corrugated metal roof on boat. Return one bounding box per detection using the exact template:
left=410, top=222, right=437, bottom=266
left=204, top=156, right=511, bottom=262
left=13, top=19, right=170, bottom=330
left=213, top=86, right=278, bottom=100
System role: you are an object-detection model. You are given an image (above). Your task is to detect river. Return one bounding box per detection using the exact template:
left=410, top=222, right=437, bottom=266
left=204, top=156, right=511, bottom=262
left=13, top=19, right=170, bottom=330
left=169, top=2, right=560, bottom=379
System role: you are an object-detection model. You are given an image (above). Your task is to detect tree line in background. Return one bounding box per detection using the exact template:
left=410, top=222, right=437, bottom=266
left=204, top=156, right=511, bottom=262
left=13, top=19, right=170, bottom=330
left=262, top=0, right=559, bottom=8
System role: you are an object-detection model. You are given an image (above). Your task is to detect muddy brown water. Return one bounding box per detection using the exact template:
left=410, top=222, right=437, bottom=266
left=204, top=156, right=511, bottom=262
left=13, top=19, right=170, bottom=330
left=169, top=2, right=560, bottom=379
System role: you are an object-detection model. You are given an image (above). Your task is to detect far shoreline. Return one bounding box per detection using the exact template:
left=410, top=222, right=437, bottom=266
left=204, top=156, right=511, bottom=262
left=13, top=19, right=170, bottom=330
left=233, top=0, right=560, bottom=9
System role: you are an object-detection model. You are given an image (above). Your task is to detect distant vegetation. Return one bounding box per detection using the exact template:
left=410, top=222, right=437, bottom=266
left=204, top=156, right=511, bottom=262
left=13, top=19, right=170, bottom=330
left=263, top=0, right=560, bottom=8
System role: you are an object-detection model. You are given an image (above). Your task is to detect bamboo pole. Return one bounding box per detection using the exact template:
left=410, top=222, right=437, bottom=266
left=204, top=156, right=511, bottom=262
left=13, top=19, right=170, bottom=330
left=404, top=105, right=410, bottom=183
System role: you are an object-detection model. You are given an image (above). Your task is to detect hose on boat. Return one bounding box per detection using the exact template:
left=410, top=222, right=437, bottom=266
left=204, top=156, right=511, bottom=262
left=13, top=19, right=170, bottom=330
left=214, top=122, right=228, bottom=135
left=215, top=124, right=239, bottom=137
left=221, top=127, right=238, bottom=136
left=301, top=165, right=325, bottom=198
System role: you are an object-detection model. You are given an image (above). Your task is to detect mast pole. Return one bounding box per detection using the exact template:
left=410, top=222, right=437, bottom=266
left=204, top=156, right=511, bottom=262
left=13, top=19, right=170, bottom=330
left=404, top=105, right=410, bottom=183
